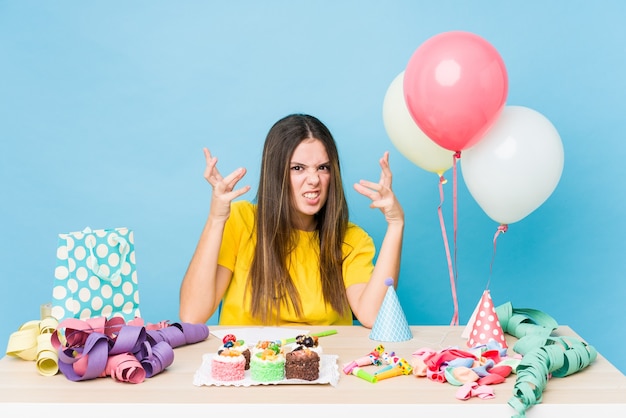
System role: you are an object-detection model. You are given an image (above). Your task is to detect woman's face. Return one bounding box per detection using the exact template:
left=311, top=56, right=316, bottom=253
left=289, top=138, right=331, bottom=231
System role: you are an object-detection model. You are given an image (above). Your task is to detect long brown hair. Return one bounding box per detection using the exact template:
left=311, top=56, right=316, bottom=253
left=247, top=114, right=350, bottom=322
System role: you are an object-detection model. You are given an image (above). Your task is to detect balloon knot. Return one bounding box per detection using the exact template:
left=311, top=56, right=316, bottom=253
left=498, top=224, right=508, bottom=233
left=454, top=151, right=461, bottom=159
left=439, top=175, right=447, bottom=185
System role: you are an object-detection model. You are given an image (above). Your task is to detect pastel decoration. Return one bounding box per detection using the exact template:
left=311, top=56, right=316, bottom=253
left=508, top=336, right=597, bottom=417
left=445, top=366, right=479, bottom=386
left=456, top=382, right=495, bottom=400
left=5, top=315, right=60, bottom=377
left=491, top=301, right=596, bottom=417
left=466, top=290, right=507, bottom=348
left=461, top=105, right=564, bottom=225
left=494, top=301, right=558, bottom=354
left=383, top=71, right=454, bottom=176
left=369, top=278, right=413, bottom=342
left=403, top=31, right=508, bottom=152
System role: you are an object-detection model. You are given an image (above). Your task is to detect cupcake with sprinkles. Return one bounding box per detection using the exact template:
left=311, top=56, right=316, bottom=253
left=285, top=335, right=321, bottom=381
left=250, top=341, right=285, bottom=382
left=294, top=334, right=323, bottom=354
left=219, top=334, right=251, bottom=370
left=210, top=335, right=246, bottom=381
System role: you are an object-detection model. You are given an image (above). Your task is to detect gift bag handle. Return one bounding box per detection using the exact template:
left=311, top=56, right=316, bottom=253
left=86, top=230, right=131, bottom=282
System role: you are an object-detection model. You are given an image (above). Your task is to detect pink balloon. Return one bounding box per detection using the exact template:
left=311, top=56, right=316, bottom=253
left=403, top=31, right=508, bottom=152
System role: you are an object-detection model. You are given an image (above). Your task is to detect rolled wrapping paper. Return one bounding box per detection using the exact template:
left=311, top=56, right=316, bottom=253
left=138, top=341, right=175, bottom=378
left=148, top=322, right=209, bottom=347
left=105, top=353, right=146, bottom=383
left=37, top=316, right=60, bottom=376
left=58, top=331, right=110, bottom=381
left=109, top=325, right=147, bottom=355
left=351, top=366, right=377, bottom=383
left=147, top=326, right=187, bottom=347
left=6, top=316, right=60, bottom=376
left=8, top=316, right=208, bottom=383
left=6, top=320, right=43, bottom=361
left=36, top=333, right=59, bottom=377
left=52, top=318, right=210, bottom=383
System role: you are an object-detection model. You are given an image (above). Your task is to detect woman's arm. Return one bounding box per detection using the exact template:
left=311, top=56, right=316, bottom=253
left=347, top=151, right=405, bottom=328
left=179, top=148, right=250, bottom=323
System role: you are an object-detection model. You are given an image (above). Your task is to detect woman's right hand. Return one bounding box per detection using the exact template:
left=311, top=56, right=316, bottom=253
left=203, top=148, right=250, bottom=220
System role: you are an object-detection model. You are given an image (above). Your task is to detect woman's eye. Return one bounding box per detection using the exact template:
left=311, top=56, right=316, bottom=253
left=291, top=165, right=303, bottom=171
left=319, top=165, right=330, bottom=171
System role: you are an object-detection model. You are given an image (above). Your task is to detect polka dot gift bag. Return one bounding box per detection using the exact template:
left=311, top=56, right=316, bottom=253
left=51, top=227, right=141, bottom=322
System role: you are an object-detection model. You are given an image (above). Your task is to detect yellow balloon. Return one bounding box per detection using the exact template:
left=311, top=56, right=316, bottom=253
left=383, top=71, right=455, bottom=176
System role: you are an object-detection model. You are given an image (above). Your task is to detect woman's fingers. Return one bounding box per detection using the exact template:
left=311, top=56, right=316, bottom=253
left=220, top=167, right=249, bottom=197
left=378, top=151, right=393, bottom=189
left=203, top=148, right=223, bottom=185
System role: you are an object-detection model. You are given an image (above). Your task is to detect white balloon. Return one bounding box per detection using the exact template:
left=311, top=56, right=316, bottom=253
left=383, top=71, right=455, bottom=176
left=461, top=105, right=564, bottom=225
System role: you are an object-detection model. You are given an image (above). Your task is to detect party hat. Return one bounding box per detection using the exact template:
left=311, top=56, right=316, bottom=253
left=370, top=278, right=413, bottom=342
left=466, top=290, right=507, bottom=348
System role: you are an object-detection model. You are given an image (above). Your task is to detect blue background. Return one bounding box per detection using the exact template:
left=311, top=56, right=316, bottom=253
left=2, top=1, right=625, bottom=374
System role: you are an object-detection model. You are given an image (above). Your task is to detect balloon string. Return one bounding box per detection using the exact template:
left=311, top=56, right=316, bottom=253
left=488, top=224, right=508, bottom=290
left=451, top=151, right=461, bottom=325
left=437, top=173, right=458, bottom=326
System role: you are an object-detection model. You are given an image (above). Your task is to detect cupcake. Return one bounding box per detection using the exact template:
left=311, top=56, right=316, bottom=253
left=210, top=346, right=246, bottom=381
left=285, top=345, right=320, bottom=381
left=250, top=341, right=285, bottom=382
left=219, top=334, right=251, bottom=370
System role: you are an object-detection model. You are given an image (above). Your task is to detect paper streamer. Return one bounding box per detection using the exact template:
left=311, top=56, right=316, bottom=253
left=51, top=317, right=208, bottom=383
left=495, top=302, right=597, bottom=417
left=5, top=314, right=59, bottom=376
left=6, top=315, right=209, bottom=383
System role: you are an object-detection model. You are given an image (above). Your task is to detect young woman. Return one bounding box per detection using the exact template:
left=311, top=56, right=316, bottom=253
left=179, top=114, right=404, bottom=328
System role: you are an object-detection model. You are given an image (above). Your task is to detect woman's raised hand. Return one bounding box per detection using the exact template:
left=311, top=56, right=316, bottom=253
left=353, top=151, right=404, bottom=225
left=203, top=148, right=250, bottom=220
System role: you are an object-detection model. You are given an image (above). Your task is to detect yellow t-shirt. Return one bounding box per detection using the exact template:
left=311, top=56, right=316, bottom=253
left=218, top=200, right=375, bottom=326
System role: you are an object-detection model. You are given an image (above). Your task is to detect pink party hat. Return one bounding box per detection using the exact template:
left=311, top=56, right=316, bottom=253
left=467, top=290, right=508, bottom=348
left=370, top=278, right=413, bottom=342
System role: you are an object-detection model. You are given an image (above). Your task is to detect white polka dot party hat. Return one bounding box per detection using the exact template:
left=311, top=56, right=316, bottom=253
left=369, top=278, right=413, bottom=342
left=466, top=290, right=508, bottom=348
